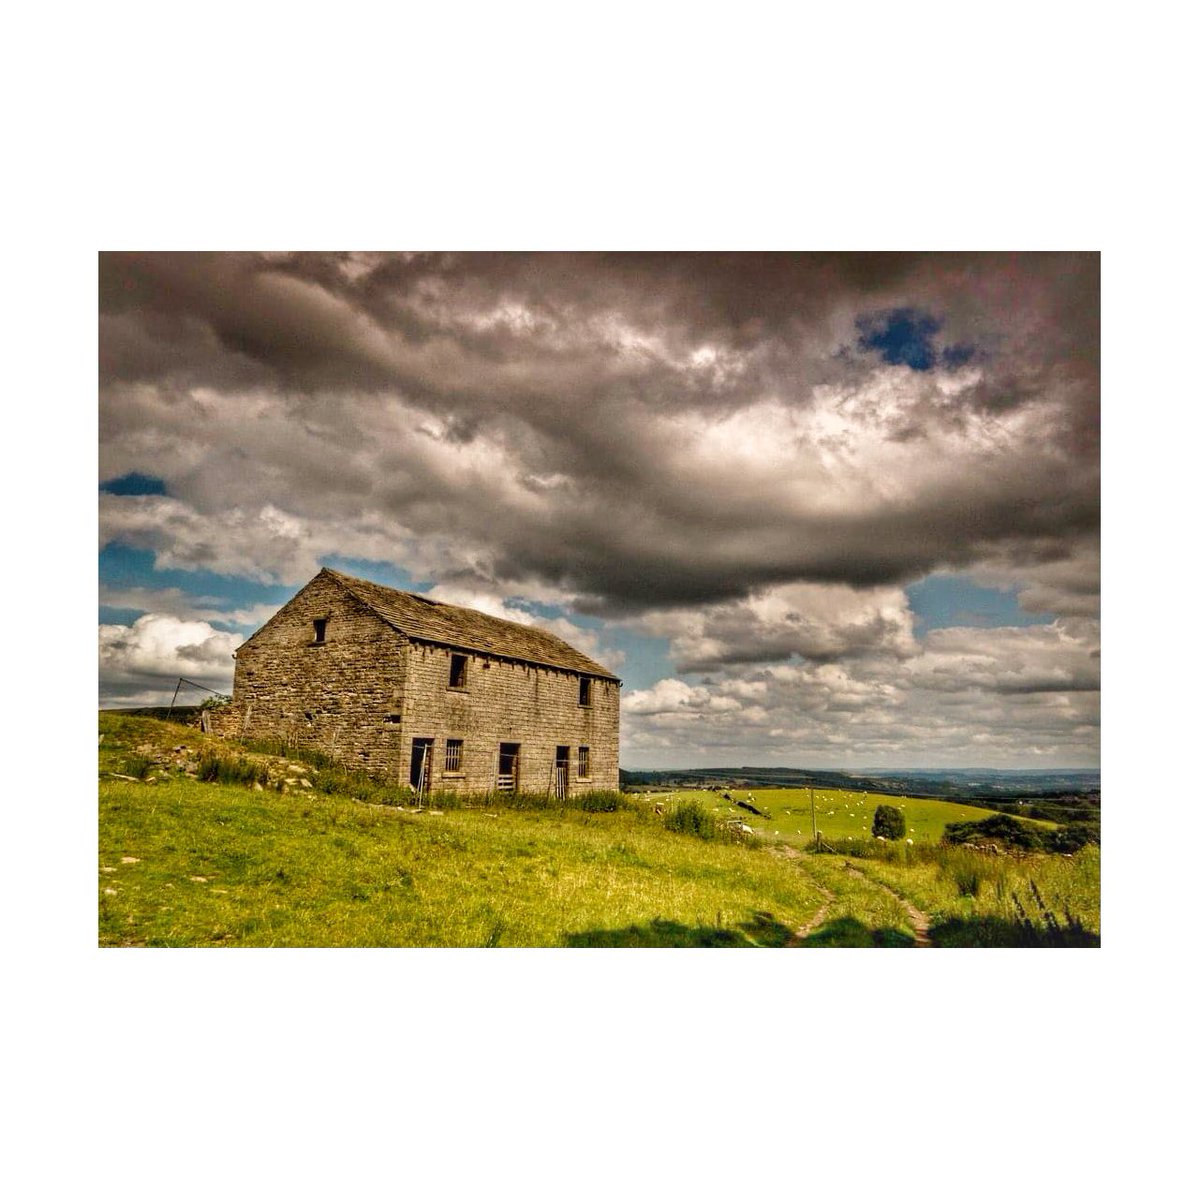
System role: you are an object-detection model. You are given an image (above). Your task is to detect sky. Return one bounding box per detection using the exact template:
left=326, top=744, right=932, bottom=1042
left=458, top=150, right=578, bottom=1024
left=98, top=252, right=1099, bottom=769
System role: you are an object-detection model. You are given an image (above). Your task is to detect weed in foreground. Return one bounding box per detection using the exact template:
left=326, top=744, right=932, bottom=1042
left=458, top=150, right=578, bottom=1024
left=664, top=799, right=717, bottom=840
left=119, top=754, right=155, bottom=780
left=196, top=752, right=269, bottom=788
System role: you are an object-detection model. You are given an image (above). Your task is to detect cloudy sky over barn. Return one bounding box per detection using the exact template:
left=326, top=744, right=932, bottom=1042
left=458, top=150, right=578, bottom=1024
left=99, top=252, right=1099, bottom=768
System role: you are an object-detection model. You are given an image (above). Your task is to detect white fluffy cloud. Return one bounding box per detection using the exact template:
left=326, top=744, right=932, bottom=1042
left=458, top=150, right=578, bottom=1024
left=621, top=612, right=1099, bottom=768
left=99, top=614, right=240, bottom=704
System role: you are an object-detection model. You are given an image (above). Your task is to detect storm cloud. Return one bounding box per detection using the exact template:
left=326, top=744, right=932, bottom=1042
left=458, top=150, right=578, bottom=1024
left=99, top=252, right=1099, bottom=765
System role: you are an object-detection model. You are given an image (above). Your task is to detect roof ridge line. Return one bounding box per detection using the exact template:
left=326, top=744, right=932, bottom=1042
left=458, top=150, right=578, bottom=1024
left=315, top=567, right=619, bottom=680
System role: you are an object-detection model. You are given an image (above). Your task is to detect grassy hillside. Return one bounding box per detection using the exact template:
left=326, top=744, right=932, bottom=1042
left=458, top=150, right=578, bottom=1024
left=99, top=715, right=1098, bottom=947
left=652, top=787, right=1053, bottom=845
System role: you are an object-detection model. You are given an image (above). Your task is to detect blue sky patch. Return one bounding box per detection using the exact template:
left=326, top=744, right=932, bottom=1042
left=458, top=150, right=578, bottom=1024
left=100, top=472, right=168, bottom=496
left=941, top=342, right=975, bottom=368
left=99, top=544, right=295, bottom=609
left=856, top=307, right=977, bottom=372
left=99, top=605, right=147, bottom=626
left=319, top=555, right=429, bottom=593
left=857, top=307, right=941, bottom=370
left=906, top=572, right=1053, bottom=633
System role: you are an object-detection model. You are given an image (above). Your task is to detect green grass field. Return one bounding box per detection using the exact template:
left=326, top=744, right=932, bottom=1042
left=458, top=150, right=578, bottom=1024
left=98, top=715, right=1098, bottom=947
left=100, top=778, right=839, bottom=946
left=653, top=787, right=1053, bottom=845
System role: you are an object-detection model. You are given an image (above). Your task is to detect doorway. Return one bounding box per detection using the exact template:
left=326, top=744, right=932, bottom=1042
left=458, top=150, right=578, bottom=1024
left=554, top=745, right=569, bottom=799
left=410, top=738, right=434, bottom=793
left=497, top=742, right=520, bottom=791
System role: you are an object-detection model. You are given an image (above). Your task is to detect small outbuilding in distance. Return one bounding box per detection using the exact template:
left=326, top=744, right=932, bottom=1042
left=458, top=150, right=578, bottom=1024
left=220, top=568, right=621, bottom=796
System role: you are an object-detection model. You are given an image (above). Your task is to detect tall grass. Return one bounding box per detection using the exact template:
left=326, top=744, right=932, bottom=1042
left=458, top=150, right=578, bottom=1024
left=197, top=752, right=269, bottom=787
left=237, top=736, right=339, bottom=772
left=664, top=799, right=717, bottom=840
left=119, top=754, right=154, bottom=780
left=834, top=840, right=1100, bottom=944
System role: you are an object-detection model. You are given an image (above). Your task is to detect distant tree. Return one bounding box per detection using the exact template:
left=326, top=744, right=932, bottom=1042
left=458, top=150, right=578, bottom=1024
left=872, top=804, right=906, bottom=840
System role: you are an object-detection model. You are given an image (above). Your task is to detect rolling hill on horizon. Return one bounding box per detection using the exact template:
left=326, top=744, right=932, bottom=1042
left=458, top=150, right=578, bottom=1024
left=620, top=765, right=1099, bottom=803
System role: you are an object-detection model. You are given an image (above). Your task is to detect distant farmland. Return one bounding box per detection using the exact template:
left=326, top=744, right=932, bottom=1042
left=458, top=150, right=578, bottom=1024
left=646, top=787, right=1054, bottom=846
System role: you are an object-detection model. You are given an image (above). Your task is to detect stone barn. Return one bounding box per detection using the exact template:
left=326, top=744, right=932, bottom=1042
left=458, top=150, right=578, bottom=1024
left=225, top=568, right=621, bottom=795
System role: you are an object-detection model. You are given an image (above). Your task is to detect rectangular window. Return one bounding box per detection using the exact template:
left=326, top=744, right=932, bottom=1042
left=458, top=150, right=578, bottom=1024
left=445, top=738, right=463, bottom=773
left=312, top=618, right=327, bottom=644
left=579, top=676, right=592, bottom=706
left=449, top=653, right=468, bottom=689
left=578, top=746, right=590, bottom=778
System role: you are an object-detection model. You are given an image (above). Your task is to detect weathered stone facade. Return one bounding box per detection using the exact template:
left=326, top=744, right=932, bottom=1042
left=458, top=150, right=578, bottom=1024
left=223, top=569, right=621, bottom=794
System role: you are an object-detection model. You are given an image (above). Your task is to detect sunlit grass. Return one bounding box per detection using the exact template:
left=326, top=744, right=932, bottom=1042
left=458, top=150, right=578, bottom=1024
left=99, top=776, right=830, bottom=947
left=98, top=714, right=1097, bottom=948
left=845, top=844, right=1100, bottom=945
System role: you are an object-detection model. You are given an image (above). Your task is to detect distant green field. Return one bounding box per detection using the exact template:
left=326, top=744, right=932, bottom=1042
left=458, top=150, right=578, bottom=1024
left=655, top=787, right=1053, bottom=845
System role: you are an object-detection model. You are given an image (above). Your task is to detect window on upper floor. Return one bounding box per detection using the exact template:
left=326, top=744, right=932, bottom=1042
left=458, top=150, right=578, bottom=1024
left=579, top=676, right=592, bottom=706
left=449, top=653, right=468, bottom=689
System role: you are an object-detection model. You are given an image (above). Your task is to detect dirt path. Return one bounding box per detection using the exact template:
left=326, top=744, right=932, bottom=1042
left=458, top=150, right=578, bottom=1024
left=841, top=863, right=932, bottom=947
left=774, top=845, right=933, bottom=947
left=774, top=845, right=835, bottom=944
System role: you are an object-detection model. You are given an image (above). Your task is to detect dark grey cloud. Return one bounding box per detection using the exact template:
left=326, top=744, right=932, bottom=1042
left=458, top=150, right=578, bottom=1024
left=100, top=251, right=1099, bottom=618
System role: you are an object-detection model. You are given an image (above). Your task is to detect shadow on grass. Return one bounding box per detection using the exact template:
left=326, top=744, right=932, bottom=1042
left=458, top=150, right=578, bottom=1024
left=801, top=917, right=917, bottom=947
left=563, top=910, right=794, bottom=947
left=929, top=916, right=1100, bottom=947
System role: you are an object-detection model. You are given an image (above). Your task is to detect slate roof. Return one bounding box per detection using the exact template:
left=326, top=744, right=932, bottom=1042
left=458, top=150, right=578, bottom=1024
left=323, top=568, right=620, bottom=681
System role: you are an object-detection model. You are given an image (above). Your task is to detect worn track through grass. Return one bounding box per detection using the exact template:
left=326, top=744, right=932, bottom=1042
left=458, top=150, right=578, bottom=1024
left=774, top=845, right=834, bottom=943
left=841, top=862, right=932, bottom=946
left=774, top=844, right=933, bottom=946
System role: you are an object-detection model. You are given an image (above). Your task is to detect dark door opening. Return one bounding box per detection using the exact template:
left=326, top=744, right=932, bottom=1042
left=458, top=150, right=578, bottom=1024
left=497, top=742, right=520, bottom=792
left=554, top=745, right=569, bottom=799
left=410, top=738, right=434, bottom=793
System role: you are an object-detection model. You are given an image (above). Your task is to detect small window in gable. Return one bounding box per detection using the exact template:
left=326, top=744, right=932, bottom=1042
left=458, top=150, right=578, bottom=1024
left=579, top=676, right=592, bottom=707
left=312, top=618, right=327, bottom=644
left=449, top=653, right=468, bottom=689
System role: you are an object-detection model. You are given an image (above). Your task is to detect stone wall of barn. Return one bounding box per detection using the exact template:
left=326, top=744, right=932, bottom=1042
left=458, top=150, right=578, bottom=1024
left=399, top=641, right=620, bottom=795
left=228, top=572, right=410, bottom=776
